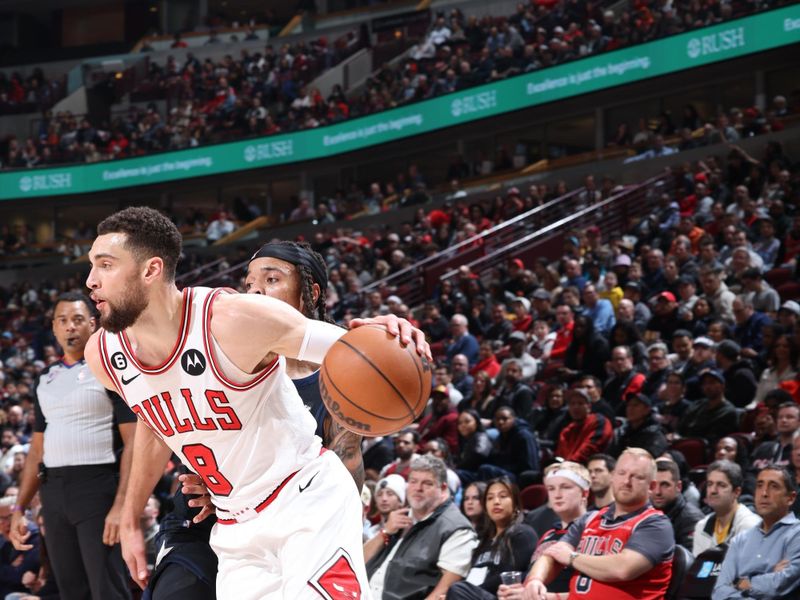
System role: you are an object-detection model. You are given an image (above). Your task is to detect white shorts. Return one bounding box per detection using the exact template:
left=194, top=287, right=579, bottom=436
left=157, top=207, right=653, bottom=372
left=210, top=450, right=372, bottom=600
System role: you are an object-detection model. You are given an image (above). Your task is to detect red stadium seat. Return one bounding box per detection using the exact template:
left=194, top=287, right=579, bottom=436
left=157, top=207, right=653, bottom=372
left=520, top=484, right=548, bottom=510
left=764, top=268, right=793, bottom=288
left=670, top=438, right=708, bottom=469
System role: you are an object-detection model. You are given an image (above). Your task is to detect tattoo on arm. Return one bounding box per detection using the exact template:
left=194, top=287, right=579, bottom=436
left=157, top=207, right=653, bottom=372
left=324, top=415, right=365, bottom=490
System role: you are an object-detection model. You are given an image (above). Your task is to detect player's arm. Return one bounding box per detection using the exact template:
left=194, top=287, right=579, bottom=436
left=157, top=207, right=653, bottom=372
left=211, top=294, right=431, bottom=374
left=211, top=293, right=345, bottom=373
left=9, top=432, right=43, bottom=550
left=323, top=414, right=364, bottom=490
left=119, top=420, right=173, bottom=589
left=103, top=421, right=135, bottom=546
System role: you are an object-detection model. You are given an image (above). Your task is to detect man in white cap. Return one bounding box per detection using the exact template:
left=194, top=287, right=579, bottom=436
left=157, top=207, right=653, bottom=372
left=778, top=301, right=799, bottom=331
left=364, top=474, right=407, bottom=543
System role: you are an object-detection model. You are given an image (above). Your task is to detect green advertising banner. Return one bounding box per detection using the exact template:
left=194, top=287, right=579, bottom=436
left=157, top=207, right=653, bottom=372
left=2, top=5, right=798, bottom=201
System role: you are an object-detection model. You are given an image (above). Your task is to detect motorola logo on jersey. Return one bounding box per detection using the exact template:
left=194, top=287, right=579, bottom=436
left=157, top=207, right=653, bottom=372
left=181, top=349, right=207, bottom=375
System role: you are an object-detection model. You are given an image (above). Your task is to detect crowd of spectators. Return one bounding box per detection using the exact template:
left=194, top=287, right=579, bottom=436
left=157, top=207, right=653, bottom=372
left=0, top=130, right=799, bottom=598
left=0, top=68, right=66, bottom=116
left=2, top=0, right=793, bottom=172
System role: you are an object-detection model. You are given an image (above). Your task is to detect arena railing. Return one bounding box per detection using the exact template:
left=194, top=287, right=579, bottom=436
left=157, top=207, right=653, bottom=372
left=359, top=186, right=589, bottom=306
left=437, top=173, right=674, bottom=288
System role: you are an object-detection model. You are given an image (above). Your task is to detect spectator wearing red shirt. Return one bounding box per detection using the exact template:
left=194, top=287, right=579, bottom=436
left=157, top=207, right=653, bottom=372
left=556, top=388, right=613, bottom=464
left=471, top=340, right=502, bottom=380
left=550, top=304, right=575, bottom=361
left=418, top=386, right=459, bottom=455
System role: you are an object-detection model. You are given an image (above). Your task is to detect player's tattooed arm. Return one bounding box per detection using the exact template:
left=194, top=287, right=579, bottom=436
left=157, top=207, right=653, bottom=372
left=323, top=415, right=365, bottom=491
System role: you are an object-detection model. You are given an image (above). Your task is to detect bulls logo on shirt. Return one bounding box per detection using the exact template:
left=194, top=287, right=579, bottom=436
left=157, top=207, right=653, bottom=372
left=181, top=349, right=207, bottom=376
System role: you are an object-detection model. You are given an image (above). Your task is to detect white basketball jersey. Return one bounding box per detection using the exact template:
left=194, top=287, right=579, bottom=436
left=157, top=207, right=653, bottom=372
left=98, top=286, right=321, bottom=517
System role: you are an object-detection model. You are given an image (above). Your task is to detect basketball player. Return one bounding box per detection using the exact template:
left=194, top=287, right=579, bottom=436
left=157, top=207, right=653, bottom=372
left=83, top=207, right=428, bottom=600
left=147, top=240, right=385, bottom=598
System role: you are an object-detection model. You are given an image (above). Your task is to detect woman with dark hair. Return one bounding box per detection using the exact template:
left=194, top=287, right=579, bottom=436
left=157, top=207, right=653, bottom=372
left=454, top=409, right=493, bottom=482
left=609, top=319, right=647, bottom=371
left=690, top=295, right=717, bottom=336
left=460, top=481, right=489, bottom=531
left=561, top=314, right=610, bottom=381
left=459, top=371, right=497, bottom=428
left=446, top=478, right=537, bottom=599
left=753, top=334, right=799, bottom=405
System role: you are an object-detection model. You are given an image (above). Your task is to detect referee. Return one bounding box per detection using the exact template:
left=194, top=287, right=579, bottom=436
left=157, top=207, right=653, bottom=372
left=9, top=292, right=135, bottom=600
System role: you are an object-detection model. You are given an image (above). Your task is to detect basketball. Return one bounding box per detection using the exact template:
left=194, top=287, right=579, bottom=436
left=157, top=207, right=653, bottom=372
left=320, top=325, right=433, bottom=436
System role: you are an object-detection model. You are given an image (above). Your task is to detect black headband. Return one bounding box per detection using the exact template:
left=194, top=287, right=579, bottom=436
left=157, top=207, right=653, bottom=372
left=249, top=243, right=328, bottom=290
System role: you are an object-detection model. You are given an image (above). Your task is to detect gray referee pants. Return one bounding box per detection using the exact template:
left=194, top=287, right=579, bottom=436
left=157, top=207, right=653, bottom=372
left=40, top=464, right=131, bottom=600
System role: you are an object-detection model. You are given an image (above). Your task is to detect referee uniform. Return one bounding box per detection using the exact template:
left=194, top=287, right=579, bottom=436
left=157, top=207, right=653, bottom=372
left=33, top=358, right=135, bottom=599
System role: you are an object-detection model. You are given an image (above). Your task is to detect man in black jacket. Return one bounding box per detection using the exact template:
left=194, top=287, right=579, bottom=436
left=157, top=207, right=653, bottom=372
left=606, top=393, right=668, bottom=460
left=651, top=460, right=704, bottom=548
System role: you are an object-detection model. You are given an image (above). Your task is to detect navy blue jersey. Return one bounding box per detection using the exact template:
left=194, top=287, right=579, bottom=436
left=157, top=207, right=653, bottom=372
left=293, top=370, right=326, bottom=439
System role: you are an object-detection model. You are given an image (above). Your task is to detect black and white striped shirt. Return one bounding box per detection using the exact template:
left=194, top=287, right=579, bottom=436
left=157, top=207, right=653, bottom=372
left=34, top=359, right=136, bottom=468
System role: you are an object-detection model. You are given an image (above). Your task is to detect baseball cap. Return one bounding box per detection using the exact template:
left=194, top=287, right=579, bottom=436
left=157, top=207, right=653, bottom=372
left=586, top=225, right=601, bottom=236
left=626, top=393, right=653, bottom=408
left=386, top=295, right=402, bottom=305
left=624, top=281, right=642, bottom=292
left=532, top=288, right=551, bottom=301
left=511, top=297, right=531, bottom=312
left=566, top=387, right=591, bottom=403
left=678, top=275, right=696, bottom=286
left=779, top=300, right=800, bottom=316
left=507, top=187, right=521, bottom=196
left=508, top=331, right=527, bottom=343
left=693, top=336, right=715, bottom=348
left=1, top=332, right=12, bottom=340
left=509, top=258, right=524, bottom=269
left=432, top=384, right=449, bottom=397
left=614, top=254, right=632, bottom=267
left=699, top=368, right=725, bottom=384
left=657, top=291, right=677, bottom=302
left=376, top=474, right=406, bottom=504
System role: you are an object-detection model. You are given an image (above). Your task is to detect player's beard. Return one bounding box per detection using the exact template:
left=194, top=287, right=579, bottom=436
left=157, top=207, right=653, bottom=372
left=100, top=277, right=148, bottom=333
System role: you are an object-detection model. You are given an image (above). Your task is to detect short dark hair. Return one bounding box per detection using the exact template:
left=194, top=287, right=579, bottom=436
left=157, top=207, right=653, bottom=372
left=397, top=428, right=420, bottom=444
left=54, top=292, right=97, bottom=318
left=707, top=460, right=743, bottom=490
left=777, top=401, right=800, bottom=417
left=672, top=329, right=692, bottom=340
left=758, top=464, right=796, bottom=495
left=587, top=453, right=616, bottom=472
left=656, top=459, right=681, bottom=482
left=97, top=207, right=182, bottom=282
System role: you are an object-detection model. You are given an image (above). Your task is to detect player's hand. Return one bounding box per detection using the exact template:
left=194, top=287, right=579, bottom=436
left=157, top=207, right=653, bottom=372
left=383, top=507, right=413, bottom=534
left=179, top=473, right=216, bottom=523
left=103, top=500, right=122, bottom=546
left=121, top=524, right=150, bottom=589
left=350, top=314, right=432, bottom=360
left=9, top=511, right=33, bottom=551
left=522, top=579, right=548, bottom=600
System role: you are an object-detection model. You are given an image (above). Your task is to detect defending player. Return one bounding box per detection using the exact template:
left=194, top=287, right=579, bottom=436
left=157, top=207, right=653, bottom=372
left=83, top=207, right=428, bottom=599
left=147, top=240, right=376, bottom=599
